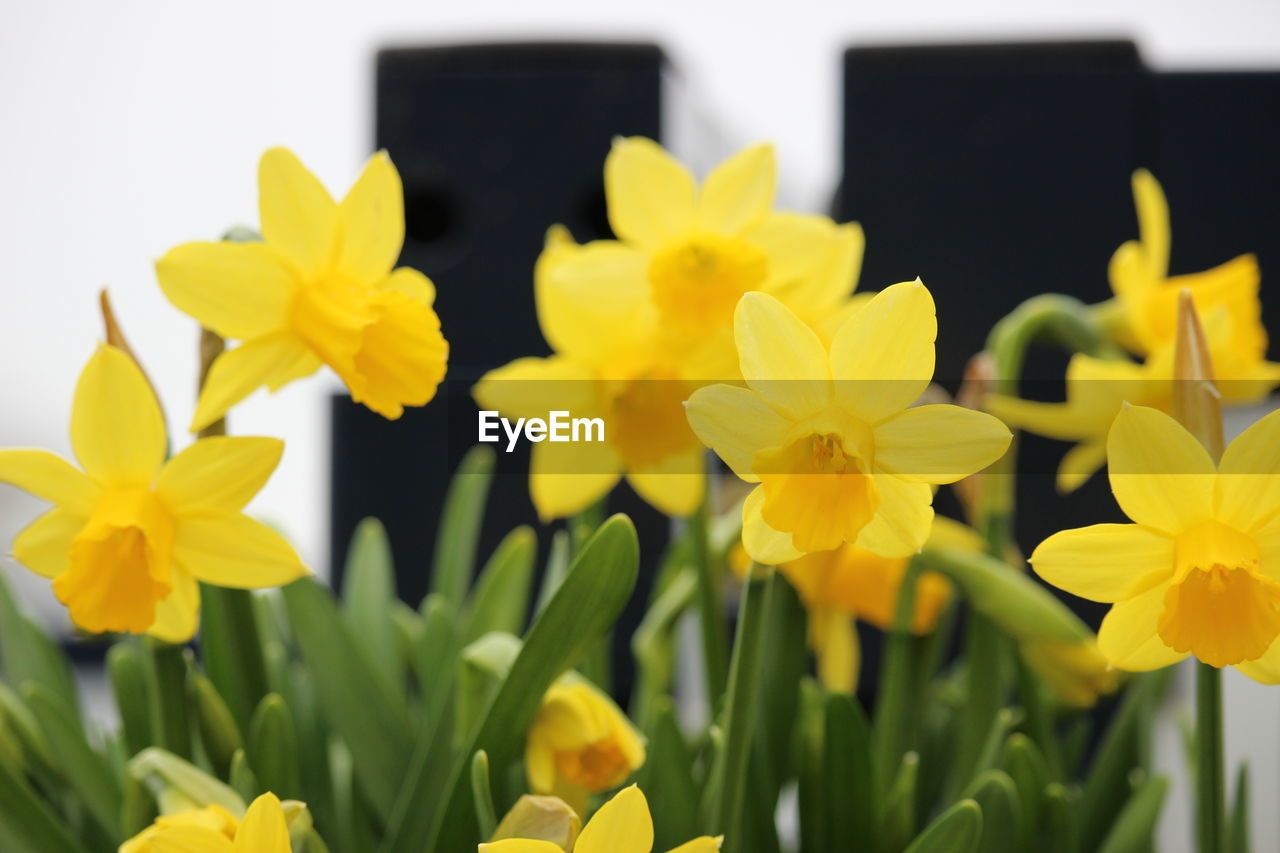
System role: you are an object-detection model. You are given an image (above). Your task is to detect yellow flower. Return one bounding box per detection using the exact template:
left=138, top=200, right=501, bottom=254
left=120, top=792, right=291, bottom=853
left=686, top=283, right=1011, bottom=563
left=0, top=345, right=307, bottom=641
left=536, top=138, right=863, bottom=381
left=525, top=674, right=646, bottom=816
left=156, top=147, right=448, bottom=432
left=987, top=313, right=1280, bottom=492
left=1105, top=169, right=1262, bottom=359
left=1032, top=403, right=1280, bottom=679
left=481, top=785, right=721, bottom=853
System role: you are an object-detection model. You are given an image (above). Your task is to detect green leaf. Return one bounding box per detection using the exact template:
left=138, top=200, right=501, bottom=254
left=282, top=578, right=414, bottom=824
left=470, top=751, right=496, bottom=840
left=120, top=772, right=157, bottom=840
left=187, top=664, right=242, bottom=779
left=128, top=747, right=244, bottom=815
left=456, top=633, right=523, bottom=743
left=1080, top=675, right=1161, bottom=852
left=146, top=642, right=192, bottom=760
left=1043, top=782, right=1081, bottom=853
left=431, top=446, right=495, bottom=606
left=822, top=691, right=881, bottom=853
left=200, top=585, right=271, bottom=734
left=797, top=681, right=827, bottom=853
left=884, top=752, right=920, bottom=851
left=1097, top=775, right=1168, bottom=853
left=534, top=530, right=572, bottom=615
left=107, top=642, right=153, bottom=757
left=411, top=594, right=459, bottom=700
left=0, top=576, right=78, bottom=715
left=630, top=568, right=696, bottom=730
left=249, top=693, right=301, bottom=800
left=0, top=761, right=84, bottom=853
left=637, top=699, right=700, bottom=853
left=963, top=770, right=1021, bottom=853
left=342, top=518, right=404, bottom=700
left=389, top=513, right=640, bottom=853
left=1001, top=733, right=1049, bottom=844
left=462, top=526, right=537, bottom=644
left=905, top=799, right=984, bottom=853
left=229, top=749, right=260, bottom=802
left=1228, top=764, right=1249, bottom=853
left=24, top=683, right=122, bottom=839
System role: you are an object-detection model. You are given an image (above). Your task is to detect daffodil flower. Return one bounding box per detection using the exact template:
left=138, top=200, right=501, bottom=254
left=1032, top=403, right=1280, bottom=680
left=120, top=792, right=292, bottom=853
left=481, top=785, right=721, bottom=853
left=988, top=312, right=1280, bottom=492
left=0, top=345, right=307, bottom=642
left=1105, top=169, right=1262, bottom=359
left=156, top=148, right=448, bottom=432
left=686, top=283, right=1011, bottom=563
left=537, top=138, right=863, bottom=380
left=525, top=674, right=646, bottom=816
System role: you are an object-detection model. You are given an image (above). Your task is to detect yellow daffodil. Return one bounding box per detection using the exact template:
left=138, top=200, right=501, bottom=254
left=525, top=674, right=646, bottom=816
left=120, top=792, right=291, bottom=853
left=686, top=283, right=1011, bottom=563
left=1104, top=169, right=1262, bottom=359
left=481, top=785, right=721, bottom=853
left=156, top=147, right=448, bottom=432
left=491, top=795, right=582, bottom=850
left=0, top=345, right=307, bottom=642
left=987, top=312, right=1280, bottom=492
left=536, top=138, right=863, bottom=381
left=1032, top=403, right=1280, bottom=680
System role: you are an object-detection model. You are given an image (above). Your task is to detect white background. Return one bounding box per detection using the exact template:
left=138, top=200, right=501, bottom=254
left=2, top=2, right=1279, bottom=850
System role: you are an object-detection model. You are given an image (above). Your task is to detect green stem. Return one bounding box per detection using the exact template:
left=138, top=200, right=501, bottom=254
left=874, top=556, right=923, bottom=774
left=147, top=640, right=192, bottom=760
left=690, top=495, right=729, bottom=706
left=708, top=566, right=774, bottom=851
left=1196, top=662, right=1225, bottom=853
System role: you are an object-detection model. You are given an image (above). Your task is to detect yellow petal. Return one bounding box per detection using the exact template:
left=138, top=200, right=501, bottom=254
left=72, top=345, right=166, bottom=487
left=576, top=785, right=654, bottom=853
left=172, top=514, right=308, bottom=589
left=873, top=405, right=1010, bottom=484
left=626, top=447, right=705, bottom=517
left=381, top=266, right=436, bottom=305
left=1056, top=441, right=1108, bottom=493
left=666, top=838, right=724, bottom=853
left=748, top=215, right=863, bottom=311
left=535, top=240, right=652, bottom=364
left=1215, top=408, right=1280, bottom=533
left=474, top=357, right=599, bottom=422
left=810, top=607, right=859, bottom=694
left=337, top=150, right=404, bottom=284
left=0, top=450, right=99, bottom=513
left=234, top=793, right=291, bottom=853
left=148, top=565, right=201, bottom=644
left=1097, top=582, right=1187, bottom=671
left=1030, top=523, right=1174, bottom=603
left=529, top=441, right=622, bottom=522
left=741, top=486, right=802, bottom=565
left=12, top=508, right=85, bottom=578
left=830, top=280, right=936, bottom=423
left=852, top=474, right=933, bottom=558
left=341, top=290, right=449, bottom=419
left=734, top=292, right=830, bottom=420
left=1107, top=404, right=1215, bottom=535
left=604, top=137, right=695, bottom=247
left=1235, top=634, right=1280, bottom=684
left=983, top=396, right=1108, bottom=443
left=155, top=242, right=296, bottom=340
left=1131, top=169, right=1169, bottom=281
left=480, top=842, right=566, bottom=853
left=696, top=143, right=775, bottom=234
left=258, top=148, right=338, bottom=280
left=684, top=384, right=791, bottom=482
left=148, top=827, right=235, bottom=853
left=157, top=437, right=283, bottom=518
left=190, top=332, right=322, bottom=433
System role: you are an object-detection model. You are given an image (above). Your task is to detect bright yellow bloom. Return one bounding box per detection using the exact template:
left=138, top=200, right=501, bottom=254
left=481, top=785, right=721, bottom=853
left=0, top=345, right=307, bottom=642
left=536, top=138, right=863, bottom=381
left=491, top=795, right=582, bottom=850
left=991, top=305, right=1280, bottom=493
left=1105, top=169, right=1262, bottom=360
left=157, top=147, right=448, bottom=432
left=525, top=674, right=646, bottom=816
left=1032, top=403, right=1280, bottom=679
left=120, top=792, right=291, bottom=853
left=686, top=283, right=1011, bottom=563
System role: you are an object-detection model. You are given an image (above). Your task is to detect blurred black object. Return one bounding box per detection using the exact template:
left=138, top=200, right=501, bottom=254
left=839, top=42, right=1280, bottom=641
left=331, top=44, right=669, bottom=646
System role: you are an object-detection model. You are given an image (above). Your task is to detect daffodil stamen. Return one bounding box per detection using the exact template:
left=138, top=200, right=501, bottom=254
left=648, top=234, right=768, bottom=329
